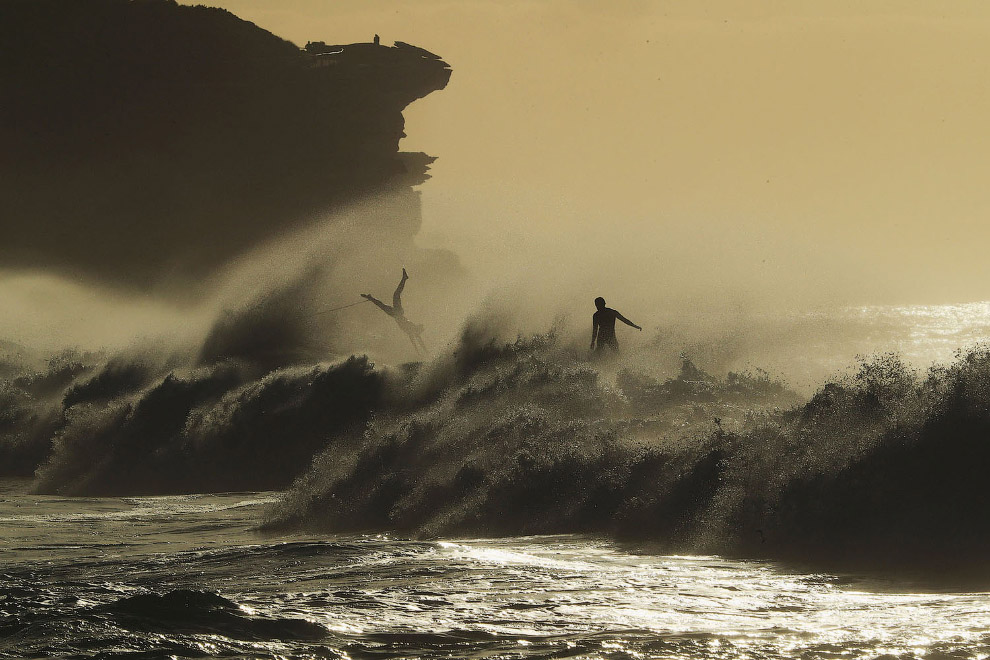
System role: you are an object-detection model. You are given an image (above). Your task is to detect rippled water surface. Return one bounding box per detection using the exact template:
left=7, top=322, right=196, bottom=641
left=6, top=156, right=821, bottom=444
left=1, top=479, right=988, bottom=659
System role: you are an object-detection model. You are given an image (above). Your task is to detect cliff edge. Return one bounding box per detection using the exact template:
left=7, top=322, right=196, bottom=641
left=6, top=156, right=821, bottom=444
left=0, top=0, right=451, bottom=288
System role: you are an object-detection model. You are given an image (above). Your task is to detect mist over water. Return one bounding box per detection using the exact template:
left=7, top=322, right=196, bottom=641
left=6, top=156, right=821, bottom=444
left=9, top=240, right=989, bottom=649
left=4, top=200, right=990, bottom=575
left=3, top=182, right=990, bottom=567
left=5, top=185, right=989, bottom=387
left=5, top=3, right=990, bottom=657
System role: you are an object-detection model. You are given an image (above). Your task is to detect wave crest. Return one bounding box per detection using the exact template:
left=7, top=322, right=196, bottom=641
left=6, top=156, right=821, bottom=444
left=267, top=335, right=990, bottom=573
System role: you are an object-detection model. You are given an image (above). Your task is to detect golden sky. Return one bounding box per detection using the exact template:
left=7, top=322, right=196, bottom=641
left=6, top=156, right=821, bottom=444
left=187, top=2, right=990, bottom=305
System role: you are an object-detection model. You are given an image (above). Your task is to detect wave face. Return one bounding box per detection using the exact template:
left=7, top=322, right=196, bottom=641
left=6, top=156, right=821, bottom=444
left=29, top=356, right=385, bottom=495
left=266, top=327, right=990, bottom=572
left=5, top=308, right=990, bottom=570
left=94, top=589, right=327, bottom=641
left=265, top=325, right=792, bottom=539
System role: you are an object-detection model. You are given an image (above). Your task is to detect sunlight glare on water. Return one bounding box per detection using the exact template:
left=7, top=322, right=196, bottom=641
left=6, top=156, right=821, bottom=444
left=430, top=537, right=990, bottom=655
left=1, top=482, right=990, bottom=659
left=6, top=294, right=990, bottom=660
left=852, top=302, right=990, bottom=357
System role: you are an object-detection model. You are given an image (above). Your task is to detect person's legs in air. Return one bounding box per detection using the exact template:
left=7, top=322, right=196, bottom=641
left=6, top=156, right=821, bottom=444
left=361, top=294, right=394, bottom=316
left=392, top=268, right=408, bottom=315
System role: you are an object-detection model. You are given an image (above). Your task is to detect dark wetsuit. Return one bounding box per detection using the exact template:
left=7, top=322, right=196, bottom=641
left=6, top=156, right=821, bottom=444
left=591, top=308, right=638, bottom=353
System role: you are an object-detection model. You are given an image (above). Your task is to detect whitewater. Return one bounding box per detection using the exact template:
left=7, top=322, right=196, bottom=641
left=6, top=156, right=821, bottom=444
left=2, top=479, right=988, bottom=660
left=4, top=302, right=990, bottom=658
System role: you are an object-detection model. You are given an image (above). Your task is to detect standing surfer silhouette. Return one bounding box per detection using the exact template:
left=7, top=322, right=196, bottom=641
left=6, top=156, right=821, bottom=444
left=590, top=296, right=641, bottom=354
left=362, top=268, right=427, bottom=355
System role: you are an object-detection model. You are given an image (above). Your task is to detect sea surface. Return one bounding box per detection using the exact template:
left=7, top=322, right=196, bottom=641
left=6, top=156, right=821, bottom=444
left=675, top=301, right=990, bottom=392
left=6, top=302, right=990, bottom=658
left=2, top=478, right=989, bottom=660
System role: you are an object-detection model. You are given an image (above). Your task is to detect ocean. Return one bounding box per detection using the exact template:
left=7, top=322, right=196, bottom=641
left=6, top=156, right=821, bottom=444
left=1, top=478, right=989, bottom=659
left=4, top=303, right=990, bottom=658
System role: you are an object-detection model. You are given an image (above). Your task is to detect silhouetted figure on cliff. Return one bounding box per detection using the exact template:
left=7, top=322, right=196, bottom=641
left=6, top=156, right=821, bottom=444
left=590, top=296, right=641, bottom=354
left=362, top=269, right=427, bottom=354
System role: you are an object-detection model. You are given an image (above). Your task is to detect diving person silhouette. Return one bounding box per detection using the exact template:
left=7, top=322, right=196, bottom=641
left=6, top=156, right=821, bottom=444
left=590, top=296, right=641, bottom=354
left=362, top=268, right=427, bottom=354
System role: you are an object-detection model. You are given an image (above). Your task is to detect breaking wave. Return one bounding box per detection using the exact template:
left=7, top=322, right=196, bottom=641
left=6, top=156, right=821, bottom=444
left=30, top=355, right=385, bottom=495
left=94, top=589, right=327, bottom=641
left=4, top=301, right=990, bottom=571
left=263, top=326, right=990, bottom=574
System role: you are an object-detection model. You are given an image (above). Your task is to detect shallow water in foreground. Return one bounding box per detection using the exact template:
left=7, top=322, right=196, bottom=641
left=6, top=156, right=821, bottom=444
left=1, top=479, right=988, bottom=659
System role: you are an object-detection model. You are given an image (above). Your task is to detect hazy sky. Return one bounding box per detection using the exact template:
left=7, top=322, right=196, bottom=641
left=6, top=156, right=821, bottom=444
left=176, top=0, right=990, bottom=306
left=7, top=1, right=990, bottom=354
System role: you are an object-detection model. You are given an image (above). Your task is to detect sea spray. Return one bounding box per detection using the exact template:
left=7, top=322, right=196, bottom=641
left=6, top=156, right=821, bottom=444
left=32, top=356, right=385, bottom=495
left=5, top=307, right=990, bottom=571
left=265, top=326, right=800, bottom=540
left=265, top=330, right=990, bottom=573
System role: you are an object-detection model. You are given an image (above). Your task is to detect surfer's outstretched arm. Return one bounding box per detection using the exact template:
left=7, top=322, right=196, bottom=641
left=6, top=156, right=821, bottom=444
left=616, top=311, right=642, bottom=331
left=590, top=318, right=599, bottom=350
left=361, top=293, right=394, bottom=316
left=392, top=268, right=408, bottom=312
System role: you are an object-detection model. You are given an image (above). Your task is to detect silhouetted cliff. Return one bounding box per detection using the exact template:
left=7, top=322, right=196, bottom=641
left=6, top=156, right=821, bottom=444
left=0, top=0, right=451, bottom=288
